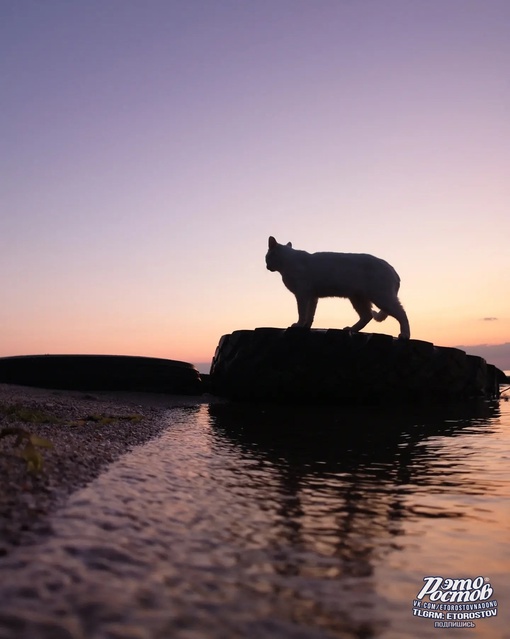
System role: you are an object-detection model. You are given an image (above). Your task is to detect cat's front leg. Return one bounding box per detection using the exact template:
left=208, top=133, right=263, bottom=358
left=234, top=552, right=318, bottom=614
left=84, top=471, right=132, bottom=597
left=304, top=297, right=318, bottom=328
left=291, top=295, right=317, bottom=329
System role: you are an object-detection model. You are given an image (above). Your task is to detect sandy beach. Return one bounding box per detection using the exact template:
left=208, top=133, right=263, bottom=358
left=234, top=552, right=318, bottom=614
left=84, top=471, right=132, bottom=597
left=0, top=383, right=208, bottom=556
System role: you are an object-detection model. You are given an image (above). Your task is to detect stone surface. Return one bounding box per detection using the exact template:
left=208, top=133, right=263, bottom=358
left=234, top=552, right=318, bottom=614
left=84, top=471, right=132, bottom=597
left=0, top=355, right=203, bottom=395
left=210, top=328, right=503, bottom=404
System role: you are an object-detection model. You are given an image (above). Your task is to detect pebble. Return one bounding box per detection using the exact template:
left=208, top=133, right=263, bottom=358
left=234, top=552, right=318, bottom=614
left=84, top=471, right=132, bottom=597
left=0, top=383, right=205, bottom=555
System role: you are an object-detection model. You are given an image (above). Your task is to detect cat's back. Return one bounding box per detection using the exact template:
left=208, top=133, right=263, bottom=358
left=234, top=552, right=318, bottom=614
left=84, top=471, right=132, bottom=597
left=308, top=250, right=400, bottom=287
left=310, top=250, right=383, bottom=272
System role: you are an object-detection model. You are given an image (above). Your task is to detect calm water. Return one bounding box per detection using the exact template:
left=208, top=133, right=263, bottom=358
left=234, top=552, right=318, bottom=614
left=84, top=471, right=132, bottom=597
left=0, top=393, right=509, bottom=638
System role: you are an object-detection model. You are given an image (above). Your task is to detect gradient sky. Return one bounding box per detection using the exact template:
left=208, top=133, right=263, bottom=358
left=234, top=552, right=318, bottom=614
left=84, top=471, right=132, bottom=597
left=2, top=1, right=509, bottom=371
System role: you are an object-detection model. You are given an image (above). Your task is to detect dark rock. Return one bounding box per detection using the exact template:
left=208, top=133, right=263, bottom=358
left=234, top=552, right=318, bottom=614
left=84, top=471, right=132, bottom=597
left=210, top=328, right=503, bottom=404
left=0, top=355, right=203, bottom=395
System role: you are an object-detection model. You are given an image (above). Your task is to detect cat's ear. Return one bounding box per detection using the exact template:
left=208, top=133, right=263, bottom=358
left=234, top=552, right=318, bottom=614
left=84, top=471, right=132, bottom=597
left=268, top=236, right=277, bottom=249
left=286, top=242, right=292, bottom=248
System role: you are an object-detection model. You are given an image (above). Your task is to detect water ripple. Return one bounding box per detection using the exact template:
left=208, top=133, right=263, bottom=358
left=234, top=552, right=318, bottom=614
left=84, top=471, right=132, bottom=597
left=0, top=401, right=508, bottom=638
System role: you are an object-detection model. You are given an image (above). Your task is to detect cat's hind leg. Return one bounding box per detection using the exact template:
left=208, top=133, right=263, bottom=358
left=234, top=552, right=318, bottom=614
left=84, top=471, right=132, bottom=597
left=392, top=303, right=410, bottom=339
left=345, top=296, right=373, bottom=333
left=372, top=295, right=410, bottom=339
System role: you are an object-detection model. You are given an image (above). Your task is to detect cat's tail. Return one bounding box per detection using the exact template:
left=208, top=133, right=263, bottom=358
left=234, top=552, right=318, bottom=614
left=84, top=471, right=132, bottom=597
left=371, top=309, right=388, bottom=322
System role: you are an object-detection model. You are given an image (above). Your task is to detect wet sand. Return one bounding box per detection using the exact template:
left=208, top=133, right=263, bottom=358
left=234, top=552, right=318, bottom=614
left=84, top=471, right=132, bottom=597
left=0, top=383, right=209, bottom=556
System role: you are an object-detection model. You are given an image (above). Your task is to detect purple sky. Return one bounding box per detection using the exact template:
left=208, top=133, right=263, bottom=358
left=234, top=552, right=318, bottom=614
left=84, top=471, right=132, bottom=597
left=2, top=1, right=509, bottom=371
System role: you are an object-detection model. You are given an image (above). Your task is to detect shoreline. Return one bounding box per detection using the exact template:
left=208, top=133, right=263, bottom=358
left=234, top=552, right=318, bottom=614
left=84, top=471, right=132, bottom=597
left=0, top=383, right=210, bottom=557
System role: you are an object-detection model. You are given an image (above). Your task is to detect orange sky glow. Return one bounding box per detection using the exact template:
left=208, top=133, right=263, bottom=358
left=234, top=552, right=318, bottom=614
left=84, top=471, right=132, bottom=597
left=2, top=2, right=509, bottom=372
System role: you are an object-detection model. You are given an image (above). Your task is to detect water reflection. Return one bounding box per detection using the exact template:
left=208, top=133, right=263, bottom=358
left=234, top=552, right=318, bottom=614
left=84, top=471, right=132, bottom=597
left=0, top=399, right=505, bottom=639
left=208, top=400, right=500, bottom=581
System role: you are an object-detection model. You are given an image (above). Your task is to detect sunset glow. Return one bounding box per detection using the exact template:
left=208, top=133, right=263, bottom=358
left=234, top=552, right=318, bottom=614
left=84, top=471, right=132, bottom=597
left=2, top=1, right=509, bottom=371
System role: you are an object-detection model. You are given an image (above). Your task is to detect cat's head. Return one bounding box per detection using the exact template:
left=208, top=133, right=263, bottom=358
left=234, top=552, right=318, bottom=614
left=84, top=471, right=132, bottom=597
left=265, top=236, right=292, bottom=272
